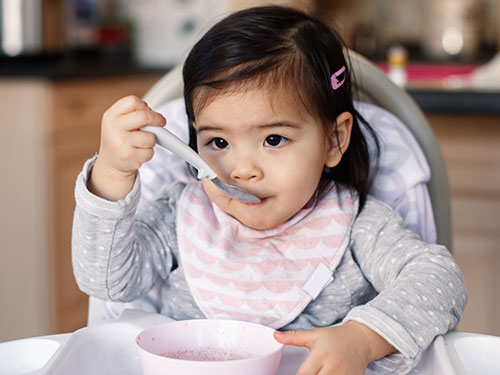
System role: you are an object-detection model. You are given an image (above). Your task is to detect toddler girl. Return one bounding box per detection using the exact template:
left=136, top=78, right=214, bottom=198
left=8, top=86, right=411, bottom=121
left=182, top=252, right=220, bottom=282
left=72, top=6, right=466, bottom=374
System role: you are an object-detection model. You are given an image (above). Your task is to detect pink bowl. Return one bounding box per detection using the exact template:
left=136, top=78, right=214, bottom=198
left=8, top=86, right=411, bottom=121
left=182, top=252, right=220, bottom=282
left=136, top=319, right=284, bottom=375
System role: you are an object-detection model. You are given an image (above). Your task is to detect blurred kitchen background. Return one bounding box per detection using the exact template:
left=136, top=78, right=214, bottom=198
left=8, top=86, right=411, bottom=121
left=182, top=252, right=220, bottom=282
left=1, top=0, right=499, bottom=342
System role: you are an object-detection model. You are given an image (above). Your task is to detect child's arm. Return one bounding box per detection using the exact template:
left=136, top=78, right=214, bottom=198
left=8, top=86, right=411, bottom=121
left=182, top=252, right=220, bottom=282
left=72, top=156, right=185, bottom=302
left=344, top=198, right=466, bottom=354
left=89, top=95, right=166, bottom=201
left=72, top=96, right=173, bottom=301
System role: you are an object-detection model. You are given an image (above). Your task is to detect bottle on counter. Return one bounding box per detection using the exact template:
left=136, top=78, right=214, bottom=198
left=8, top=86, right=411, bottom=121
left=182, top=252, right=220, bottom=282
left=65, top=0, right=99, bottom=51
left=387, top=45, right=408, bottom=87
left=96, top=0, right=132, bottom=58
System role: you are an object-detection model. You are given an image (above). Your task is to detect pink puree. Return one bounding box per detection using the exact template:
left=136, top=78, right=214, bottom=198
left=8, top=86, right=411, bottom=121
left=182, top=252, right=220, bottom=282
left=161, top=347, right=252, bottom=362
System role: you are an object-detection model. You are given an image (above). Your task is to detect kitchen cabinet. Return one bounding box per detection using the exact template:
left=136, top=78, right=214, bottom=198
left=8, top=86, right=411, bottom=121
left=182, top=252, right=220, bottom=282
left=0, top=73, right=163, bottom=341
left=429, top=114, right=500, bottom=336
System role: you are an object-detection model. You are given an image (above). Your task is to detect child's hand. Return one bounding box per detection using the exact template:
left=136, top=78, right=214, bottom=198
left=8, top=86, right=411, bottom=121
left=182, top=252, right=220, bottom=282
left=89, top=95, right=166, bottom=201
left=274, top=321, right=395, bottom=375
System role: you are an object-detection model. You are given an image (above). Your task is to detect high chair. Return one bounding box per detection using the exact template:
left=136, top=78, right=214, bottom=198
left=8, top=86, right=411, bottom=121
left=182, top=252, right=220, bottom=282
left=87, top=49, right=452, bottom=323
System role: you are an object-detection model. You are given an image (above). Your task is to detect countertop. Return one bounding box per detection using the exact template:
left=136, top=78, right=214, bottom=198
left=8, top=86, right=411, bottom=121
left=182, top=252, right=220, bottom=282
left=1, top=53, right=499, bottom=115
left=0, top=52, right=168, bottom=80
left=408, top=88, right=500, bottom=115
left=377, top=62, right=500, bottom=115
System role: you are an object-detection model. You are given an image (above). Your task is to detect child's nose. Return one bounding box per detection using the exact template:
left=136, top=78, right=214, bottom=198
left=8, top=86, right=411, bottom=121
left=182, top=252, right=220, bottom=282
left=230, top=155, right=263, bottom=182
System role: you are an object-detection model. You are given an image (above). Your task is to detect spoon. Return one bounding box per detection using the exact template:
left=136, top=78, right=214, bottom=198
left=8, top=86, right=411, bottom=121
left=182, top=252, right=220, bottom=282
left=141, top=125, right=261, bottom=203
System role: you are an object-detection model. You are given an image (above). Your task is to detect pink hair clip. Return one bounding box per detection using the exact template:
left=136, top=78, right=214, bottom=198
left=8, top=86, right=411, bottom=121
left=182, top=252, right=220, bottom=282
left=330, top=66, right=346, bottom=90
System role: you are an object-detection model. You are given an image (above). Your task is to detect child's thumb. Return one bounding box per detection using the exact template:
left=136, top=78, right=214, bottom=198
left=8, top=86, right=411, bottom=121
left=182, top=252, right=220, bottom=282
left=273, top=330, right=313, bottom=348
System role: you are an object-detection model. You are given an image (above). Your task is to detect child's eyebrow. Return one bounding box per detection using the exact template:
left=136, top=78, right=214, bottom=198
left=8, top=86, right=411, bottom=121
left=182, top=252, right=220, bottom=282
left=257, top=121, right=301, bottom=130
left=196, top=121, right=301, bottom=134
left=196, top=125, right=224, bottom=134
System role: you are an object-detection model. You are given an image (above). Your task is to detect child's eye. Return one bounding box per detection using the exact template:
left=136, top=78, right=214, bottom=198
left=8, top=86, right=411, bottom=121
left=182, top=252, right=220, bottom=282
left=264, top=135, right=288, bottom=147
left=209, top=137, right=229, bottom=149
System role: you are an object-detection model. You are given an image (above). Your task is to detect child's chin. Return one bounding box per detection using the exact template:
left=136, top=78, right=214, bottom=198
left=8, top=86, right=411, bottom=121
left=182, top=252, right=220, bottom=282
left=238, top=216, right=276, bottom=231
left=244, top=222, right=271, bottom=230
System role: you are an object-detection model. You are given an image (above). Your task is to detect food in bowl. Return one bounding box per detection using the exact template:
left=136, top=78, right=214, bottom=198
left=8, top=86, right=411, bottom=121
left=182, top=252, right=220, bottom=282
left=162, top=347, right=252, bottom=361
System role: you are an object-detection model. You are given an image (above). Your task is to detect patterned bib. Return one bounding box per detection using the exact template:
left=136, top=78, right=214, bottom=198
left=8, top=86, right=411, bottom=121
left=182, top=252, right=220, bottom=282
left=176, top=182, right=358, bottom=329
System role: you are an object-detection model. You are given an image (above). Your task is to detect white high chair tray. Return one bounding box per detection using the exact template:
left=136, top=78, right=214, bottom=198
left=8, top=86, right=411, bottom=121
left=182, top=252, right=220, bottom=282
left=1, top=310, right=499, bottom=375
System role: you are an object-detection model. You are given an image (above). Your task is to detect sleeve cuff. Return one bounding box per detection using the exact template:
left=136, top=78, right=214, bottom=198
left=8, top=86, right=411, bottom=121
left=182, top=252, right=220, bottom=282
left=74, top=155, right=142, bottom=218
left=343, top=305, right=424, bottom=373
left=343, top=304, right=420, bottom=359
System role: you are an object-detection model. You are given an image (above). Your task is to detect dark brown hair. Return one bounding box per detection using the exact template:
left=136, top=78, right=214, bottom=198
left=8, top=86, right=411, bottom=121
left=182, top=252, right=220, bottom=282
left=183, top=6, right=379, bottom=211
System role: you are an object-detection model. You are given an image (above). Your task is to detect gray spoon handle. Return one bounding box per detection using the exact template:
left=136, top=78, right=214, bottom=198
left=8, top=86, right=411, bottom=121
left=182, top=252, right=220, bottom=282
left=141, top=125, right=217, bottom=180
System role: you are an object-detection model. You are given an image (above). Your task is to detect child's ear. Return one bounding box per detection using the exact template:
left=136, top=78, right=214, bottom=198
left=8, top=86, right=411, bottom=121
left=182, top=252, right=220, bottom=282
left=325, top=112, right=353, bottom=168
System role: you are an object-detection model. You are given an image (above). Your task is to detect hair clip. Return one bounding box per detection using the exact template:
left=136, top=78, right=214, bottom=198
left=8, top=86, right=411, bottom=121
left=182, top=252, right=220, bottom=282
left=330, top=66, right=346, bottom=90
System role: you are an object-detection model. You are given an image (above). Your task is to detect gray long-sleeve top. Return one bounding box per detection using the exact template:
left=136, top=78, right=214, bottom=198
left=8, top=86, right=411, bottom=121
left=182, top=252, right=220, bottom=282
left=72, top=157, right=466, bottom=374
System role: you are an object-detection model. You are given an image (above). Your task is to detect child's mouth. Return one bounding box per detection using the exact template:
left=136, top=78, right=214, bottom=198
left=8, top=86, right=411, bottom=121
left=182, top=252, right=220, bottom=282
left=241, top=197, right=266, bottom=206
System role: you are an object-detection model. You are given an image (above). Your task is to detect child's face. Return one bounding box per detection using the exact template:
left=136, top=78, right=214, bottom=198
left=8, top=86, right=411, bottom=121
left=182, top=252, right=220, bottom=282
left=194, top=87, right=349, bottom=230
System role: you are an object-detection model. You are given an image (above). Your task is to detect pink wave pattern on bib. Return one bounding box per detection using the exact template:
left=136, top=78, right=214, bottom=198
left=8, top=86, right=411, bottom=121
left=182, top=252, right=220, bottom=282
left=196, top=286, right=300, bottom=312
left=177, top=182, right=358, bottom=328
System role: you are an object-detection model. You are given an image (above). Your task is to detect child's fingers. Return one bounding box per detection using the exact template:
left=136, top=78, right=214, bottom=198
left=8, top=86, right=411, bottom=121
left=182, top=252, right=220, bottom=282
left=120, top=109, right=166, bottom=131
left=131, top=129, right=157, bottom=149
left=134, top=147, right=155, bottom=164
left=107, top=95, right=149, bottom=117
left=273, top=330, right=316, bottom=349
left=117, top=147, right=155, bottom=172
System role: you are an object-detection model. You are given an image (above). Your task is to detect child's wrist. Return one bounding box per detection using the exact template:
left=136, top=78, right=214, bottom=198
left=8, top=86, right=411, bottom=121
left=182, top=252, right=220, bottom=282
left=343, top=320, right=396, bottom=363
left=95, top=157, right=137, bottom=181
left=88, top=157, right=137, bottom=201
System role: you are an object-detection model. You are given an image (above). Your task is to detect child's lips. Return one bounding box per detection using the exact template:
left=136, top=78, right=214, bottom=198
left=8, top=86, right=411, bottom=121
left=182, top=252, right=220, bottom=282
left=241, top=197, right=267, bottom=206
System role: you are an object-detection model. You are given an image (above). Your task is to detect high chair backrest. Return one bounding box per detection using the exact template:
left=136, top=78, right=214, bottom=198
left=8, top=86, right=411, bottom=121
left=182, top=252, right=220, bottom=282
left=347, top=51, right=451, bottom=250
left=87, top=49, right=452, bottom=325
left=142, top=50, right=452, bottom=250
